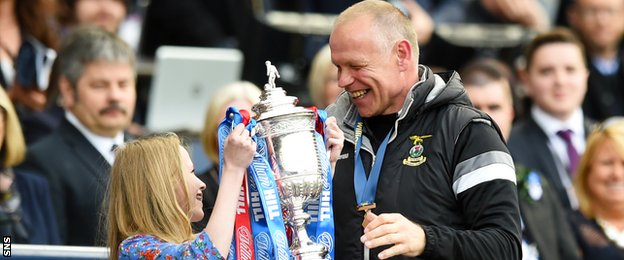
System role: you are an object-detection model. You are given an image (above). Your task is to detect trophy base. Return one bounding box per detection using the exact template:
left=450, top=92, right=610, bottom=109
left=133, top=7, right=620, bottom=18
left=291, top=243, right=328, bottom=260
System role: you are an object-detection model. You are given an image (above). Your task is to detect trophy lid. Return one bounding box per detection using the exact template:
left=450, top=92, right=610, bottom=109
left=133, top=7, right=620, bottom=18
left=253, top=61, right=312, bottom=121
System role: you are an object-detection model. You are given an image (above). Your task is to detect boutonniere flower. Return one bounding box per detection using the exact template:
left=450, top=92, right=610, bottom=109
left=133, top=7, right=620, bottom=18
left=516, top=165, right=543, bottom=203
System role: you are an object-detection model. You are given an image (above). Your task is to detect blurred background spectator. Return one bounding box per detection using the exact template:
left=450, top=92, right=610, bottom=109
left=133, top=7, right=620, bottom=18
left=53, top=0, right=149, bottom=138
left=460, top=58, right=517, bottom=132
left=56, top=0, right=144, bottom=50
left=464, top=0, right=556, bottom=32
left=57, top=0, right=128, bottom=34
left=422, top=0, right=558, bottom=71
left=567, top=0, right=624, bottom=121
left=462, top=58, right=581, bottom=260
left=192, top=81, right=261, bottom=232
left=0, top=0, right=60, bottom=145
left=572, top=118, right=624, bottom=259
left=0, top=86, right=59, bottom=244
left=19, top=27, right=136, bottom=246
left=508, top=28, right=593, bottom=211
left=307, top=44, right=341, bottom=109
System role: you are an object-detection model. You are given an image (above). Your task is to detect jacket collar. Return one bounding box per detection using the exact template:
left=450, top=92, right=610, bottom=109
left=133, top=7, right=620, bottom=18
left=328, top=65, right=469, bottom=144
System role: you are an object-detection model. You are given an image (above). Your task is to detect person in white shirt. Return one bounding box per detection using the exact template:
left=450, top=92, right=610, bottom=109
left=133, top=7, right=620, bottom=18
left=463, top=57, right=582, bottom=260
left=508, top=27, right=594, bottom=211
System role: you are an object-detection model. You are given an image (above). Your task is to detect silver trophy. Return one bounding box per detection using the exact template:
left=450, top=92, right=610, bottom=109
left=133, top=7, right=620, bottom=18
left=252, top=61, right=328, bottom=259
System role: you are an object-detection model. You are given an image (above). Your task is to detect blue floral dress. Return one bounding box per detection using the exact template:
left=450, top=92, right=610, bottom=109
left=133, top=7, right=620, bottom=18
left=118, top=230, right=224, bottom=259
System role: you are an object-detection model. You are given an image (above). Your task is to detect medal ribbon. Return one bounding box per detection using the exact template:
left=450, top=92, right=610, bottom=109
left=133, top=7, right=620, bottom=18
left=247, top=150, right=290, bottom=260
left=354, top=115, right=392, bottom=209
left=218, top=108, right=254, bottom=260
left=219, top=107, right=291, bottom=260
left=245, top=156, right=272, bottom=259
left=304, top=108, right=335, bottom=259
left=235, top=175, right=254, bottom=260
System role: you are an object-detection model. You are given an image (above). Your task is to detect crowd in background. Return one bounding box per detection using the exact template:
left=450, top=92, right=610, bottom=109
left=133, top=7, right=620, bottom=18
left=0, top=0, right=623, bottom=259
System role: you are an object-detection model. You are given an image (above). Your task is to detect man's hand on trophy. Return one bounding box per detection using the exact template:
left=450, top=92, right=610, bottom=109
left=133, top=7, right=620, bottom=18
left=223, top=123, right=256, bottom=174
left=324, top=116, right=344, bottom=177
left=360, top=212, right=427, bottom=259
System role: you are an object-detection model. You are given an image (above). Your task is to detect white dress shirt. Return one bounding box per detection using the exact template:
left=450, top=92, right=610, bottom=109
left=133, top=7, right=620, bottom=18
left=531, top=105, right=586, bottom=169
left=66, top=112, right=124, bottom=165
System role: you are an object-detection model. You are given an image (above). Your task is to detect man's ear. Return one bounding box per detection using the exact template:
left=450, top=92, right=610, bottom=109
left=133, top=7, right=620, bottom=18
left=396, top=39, right=412, bottom=71
left=58, top=76, right=75, bottom=108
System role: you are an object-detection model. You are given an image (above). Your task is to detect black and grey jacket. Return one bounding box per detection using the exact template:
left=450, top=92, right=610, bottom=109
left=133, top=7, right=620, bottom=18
left=326, top=65, right=521, bottom=260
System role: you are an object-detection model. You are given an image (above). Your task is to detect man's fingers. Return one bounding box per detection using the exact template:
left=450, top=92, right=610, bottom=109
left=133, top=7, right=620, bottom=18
left=363, top=231, right=400, bottom=249
left=362, top=211, right=377, bottom=228
left=364, top=213, right=398, bottom=232
left=363, top=220, right=400, bottom=243
left=378, top=243, right=408, bottom=259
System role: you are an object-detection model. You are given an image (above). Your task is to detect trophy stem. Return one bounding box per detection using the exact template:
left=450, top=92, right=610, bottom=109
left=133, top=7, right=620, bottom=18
left=289, top=201, right=328, bottom=260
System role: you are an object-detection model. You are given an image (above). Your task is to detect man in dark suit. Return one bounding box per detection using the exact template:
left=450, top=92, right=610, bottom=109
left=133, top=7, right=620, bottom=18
left=462, top=58, right=581, bottom=260
left=19, top=27, right=136, bottom=246
left=568, top=0, right=624, bottom=121
left=508, top=28, right=593, bottom=211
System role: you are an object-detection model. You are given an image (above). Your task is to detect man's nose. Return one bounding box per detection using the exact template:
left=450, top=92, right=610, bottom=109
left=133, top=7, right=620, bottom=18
left=108, top=85, right=125, bottom=100
left=337, top=70, right=354, bottom=88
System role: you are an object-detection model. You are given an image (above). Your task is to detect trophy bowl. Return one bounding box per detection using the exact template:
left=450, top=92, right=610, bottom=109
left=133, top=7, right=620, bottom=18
left=252, top=61, right=328, bottom=259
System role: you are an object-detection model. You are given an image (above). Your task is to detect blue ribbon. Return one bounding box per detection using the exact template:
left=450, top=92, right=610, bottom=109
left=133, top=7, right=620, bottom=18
left=247, top=151, right=290, bottom=259
left=218, top=107, right=290, bottom=260
left=354, top=115, right=392, bottom=209
left=304, top=109, right=335, bottom=259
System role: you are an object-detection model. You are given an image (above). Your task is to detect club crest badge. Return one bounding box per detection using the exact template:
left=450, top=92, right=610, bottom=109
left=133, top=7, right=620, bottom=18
left=403, top=135, right=432, bottom=166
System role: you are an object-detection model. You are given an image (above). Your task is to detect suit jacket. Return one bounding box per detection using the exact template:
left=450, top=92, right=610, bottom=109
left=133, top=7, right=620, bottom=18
left=14, top=169, right=61, bottom=244
left=517, top=166, right=581, bottom=260
left=20, top=119, right=111, bottom=246
left=508, top=116, right=593, bottom=210
left=582, top=53, right=624, bottom=121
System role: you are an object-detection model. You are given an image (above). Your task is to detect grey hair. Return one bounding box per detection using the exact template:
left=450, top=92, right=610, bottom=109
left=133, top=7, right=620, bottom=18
left=57, top=26, right=135, bottom=88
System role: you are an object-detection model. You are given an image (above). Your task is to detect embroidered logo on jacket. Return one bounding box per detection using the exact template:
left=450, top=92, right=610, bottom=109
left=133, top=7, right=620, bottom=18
left=403, top=135, right=432, bottom=167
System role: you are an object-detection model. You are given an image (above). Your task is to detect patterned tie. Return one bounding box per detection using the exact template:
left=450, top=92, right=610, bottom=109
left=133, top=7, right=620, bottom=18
left=556, top=129, right=580, bottom=176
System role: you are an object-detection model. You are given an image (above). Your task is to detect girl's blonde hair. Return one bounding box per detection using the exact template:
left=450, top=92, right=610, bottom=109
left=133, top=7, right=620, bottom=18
left=574, top=118, right=624, bottom=218
left=0, top=87, right=26, bottom=168
left=107, top=133, right=194, bottom=259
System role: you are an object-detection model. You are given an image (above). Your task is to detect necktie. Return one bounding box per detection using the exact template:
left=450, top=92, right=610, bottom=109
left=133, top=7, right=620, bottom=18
left=111, top=144, right=119, bottom=162
left=556, top=129, right=580, bottom=176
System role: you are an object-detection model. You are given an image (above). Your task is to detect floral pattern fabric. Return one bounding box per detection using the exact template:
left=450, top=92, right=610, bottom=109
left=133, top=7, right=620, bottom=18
left=119, top=230, right=224, bottom=259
